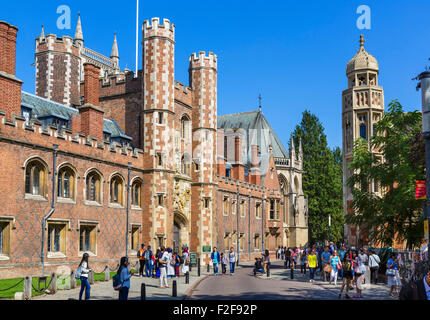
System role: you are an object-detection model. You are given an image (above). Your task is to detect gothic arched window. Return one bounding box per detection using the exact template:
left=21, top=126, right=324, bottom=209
left=86, top=170, right=102, bottom=203
left=25, top=159, right=48, bottom=197
left=57, top=165, right=75, bottom=199
left=360, top=124, right=367, bottom=140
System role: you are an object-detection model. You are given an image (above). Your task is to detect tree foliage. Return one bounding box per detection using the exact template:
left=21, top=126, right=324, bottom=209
left=346, top=100, right=425, bottom=249
left=292, top=110, right=344, bottom=243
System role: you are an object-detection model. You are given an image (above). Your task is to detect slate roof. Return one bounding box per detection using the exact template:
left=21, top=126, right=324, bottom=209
left=21, top=91, right=130, bottom=139
left=217, top=110, right=289, bottom=159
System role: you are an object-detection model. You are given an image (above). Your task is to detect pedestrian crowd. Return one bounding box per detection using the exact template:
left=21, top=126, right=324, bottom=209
left=275, top=242, right=387, bottom=299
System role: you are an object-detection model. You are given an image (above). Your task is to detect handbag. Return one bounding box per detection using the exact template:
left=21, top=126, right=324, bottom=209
left=75, top=266, right=82, bottom=279
left=386, top=269, right=396, bottom=276
left=323, top=264, right=332, bottom=273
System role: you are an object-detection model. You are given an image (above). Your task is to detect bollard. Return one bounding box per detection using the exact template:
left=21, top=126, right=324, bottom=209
left=104, top=266, right=110, bottom=281
left=141, top=283, right=146, bottom=300
left=198, top=258, right=201, bottom=277
left=70, top=271, right=76, bottom=289
left=24, top=276, right=32, bottom=300
left=189, top=263, right=192, bottom=272
left=267, top=265, right=270, bottom=277
left=185, top=272, right=189, bottom=284
left=253, top=268, right=256, bottom=276
left=88, top=270, right=94, bottom=284
left=207, top=264, right=210, bottom=273
left=172, top=280, right=177, bottom=297
left=290, top=267, right=294, bottom=279
left=50, top=273, right=58, bottom=294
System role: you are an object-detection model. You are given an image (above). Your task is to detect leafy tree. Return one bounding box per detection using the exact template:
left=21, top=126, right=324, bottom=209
left=346, top=100, right=425, bottom=249
left=292, top=110, right=344, bottom=243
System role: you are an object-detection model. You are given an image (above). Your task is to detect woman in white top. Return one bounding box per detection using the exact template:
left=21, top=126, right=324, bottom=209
left=167, top=248, right=175, bottom=278
left=78, top=253, right=92, bottom=300
left=181, top=248, right=190, bottom=275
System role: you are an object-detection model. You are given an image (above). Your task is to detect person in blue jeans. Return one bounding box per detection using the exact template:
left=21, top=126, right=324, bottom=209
left=118, top=256, right=132, bottom=300
left=78, top=253, right=91, bottom=300
left=338, top=245, right=347, bottom=280
left=144, top=245, right=153, bottom=277
left=211, top=247, right=220, bottom=276
left=228, top=247, right=237, bottom=275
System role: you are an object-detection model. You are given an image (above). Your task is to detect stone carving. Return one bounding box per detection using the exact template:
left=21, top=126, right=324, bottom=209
left=174, top=183, right=191, bottom=214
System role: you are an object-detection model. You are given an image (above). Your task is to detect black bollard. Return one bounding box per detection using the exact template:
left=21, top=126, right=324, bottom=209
left=141, top=283, right=146, bottom=300
left=198, top=258, right=201, bottom=277
left=290, top=267, right=294, bottom=279
left=189, top=263, right=192, bottom=272
left=267, top=265, right=270, bottom=277
left=207, top=264, right=210, bottom=273
left=253, top=268, right=256, bottom=276
left=172, top=280, right=177, bottom=297
left=185, top=272, right=189, bottom=284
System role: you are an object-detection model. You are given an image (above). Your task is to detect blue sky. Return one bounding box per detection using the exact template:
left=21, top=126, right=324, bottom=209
left=2, top=0, right=429, bottom=149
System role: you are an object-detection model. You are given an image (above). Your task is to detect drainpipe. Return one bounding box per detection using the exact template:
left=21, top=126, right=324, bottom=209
left=236, top=186, right=240, bottom=265
left=262, top=194, right=265, bottom=251
left=248, top=192, right=251, bottom=260
left=41, top=144, right=58, bottom=277
left=126, top=162, right=131, bottom=258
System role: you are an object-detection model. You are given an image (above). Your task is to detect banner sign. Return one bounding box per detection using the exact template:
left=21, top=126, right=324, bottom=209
left=415, top=180, right=426, bottom=200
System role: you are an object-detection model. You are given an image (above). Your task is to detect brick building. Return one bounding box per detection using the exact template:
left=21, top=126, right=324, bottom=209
left=0, top=16, right=308, bottom=279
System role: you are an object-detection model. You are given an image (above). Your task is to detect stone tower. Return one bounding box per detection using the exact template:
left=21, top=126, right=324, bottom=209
left=141, top=18, right=176, bottom=249
left=342, top=35, right=384, bottom=247
left=189, top=52, right=217, bottom=263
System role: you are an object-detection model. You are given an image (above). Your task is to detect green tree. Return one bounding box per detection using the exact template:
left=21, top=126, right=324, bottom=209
left=292, top=110, right=344, bottom=243
left=346, top=100, right=425, bottom=249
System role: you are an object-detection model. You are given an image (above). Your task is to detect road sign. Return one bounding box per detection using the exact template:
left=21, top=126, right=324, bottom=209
left=202, top=246, right=211, bottom=253
left=190, top=253, right=197, bottom=266
left=415, top=180, right=426, bottom=200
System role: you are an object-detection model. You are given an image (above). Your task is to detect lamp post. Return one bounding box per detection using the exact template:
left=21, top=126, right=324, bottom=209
left=417, top=70, right=430, bottom=264
left=328, top=214, right=332, bottom=243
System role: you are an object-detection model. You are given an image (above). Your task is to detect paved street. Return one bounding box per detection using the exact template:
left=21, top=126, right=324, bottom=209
left=33, top=267, right=211, bottom=300
left=189, top=260, right=396, bottom=300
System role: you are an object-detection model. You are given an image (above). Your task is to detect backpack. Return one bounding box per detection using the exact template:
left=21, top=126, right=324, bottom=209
left=112, top=269, right=123, bottom=291
left=75, top=266, right=82, bottom=279
left=170, top=256, right=176, bottom=266
left=179, top=256, right=184, bottom=265
left=144, top=250, right=150, bottom=260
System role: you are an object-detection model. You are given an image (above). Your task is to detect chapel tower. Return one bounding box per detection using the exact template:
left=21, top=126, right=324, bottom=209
left=342, top=35, right=384, bottom=247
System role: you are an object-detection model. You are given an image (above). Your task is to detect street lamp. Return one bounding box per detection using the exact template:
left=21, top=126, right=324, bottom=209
left=328, top=214, right=332, bottom=243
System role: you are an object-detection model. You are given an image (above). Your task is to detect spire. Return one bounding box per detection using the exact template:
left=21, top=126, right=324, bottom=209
left=258, top=94, right=262, bottom=112
left=110, top=32, right=119, bottom=58
left=39, top=25, right=45, bottom=42
left=359, top=34, right=365, bottom=49
left=74, top=13, right=84, bottom=43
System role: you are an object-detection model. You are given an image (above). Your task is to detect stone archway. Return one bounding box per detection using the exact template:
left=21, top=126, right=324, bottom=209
left=173, top=211, right=189, bottom=253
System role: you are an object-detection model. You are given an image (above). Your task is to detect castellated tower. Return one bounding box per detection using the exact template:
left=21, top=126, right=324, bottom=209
left=189, top=52, right=217, bottom=263
left=342, top=35, right=384, bottom=247
left=141, top=18, right=176, bottom=249
left=35, top=29, right=81, bottom=106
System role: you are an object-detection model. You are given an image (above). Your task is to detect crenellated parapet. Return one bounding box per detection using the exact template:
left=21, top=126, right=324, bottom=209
left=143, top=18, right=175, bottom=42
left=0, top=111, right=142, bottom=165
left=36, top=34, right=80, bottom=56
left=189, top=51, right=217, bottom=71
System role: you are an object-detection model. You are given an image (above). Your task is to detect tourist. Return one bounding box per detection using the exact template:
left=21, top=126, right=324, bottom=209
left=263, top=249, right=270, bottom=273
left=154, top=248, right=161, bottom=278
left=211, top=247, right=220, bottom=276
left=276, top=246, right=280, bottom=259
left=281, top=247, right=285, bottom=260
left=167, top=248, right=175, bottom=278
left=300, top=249, right=307, bottom=277
left=254, top=257, right=264, bottom=274
left=181, top=247, right=190, bottom=275
left=321, top=246, right=331, bottom=281
left=137, top=244, right=145, bottom=277
left=338, top=253, right=353, bottom=299
left=285, top=247, right=291, bottom=268
left=338, top=245, right=347, bottom=281
left=78, top=252, right=91, bottom=300
left=368, top=250, right=380, bottom=284
left=291, top=248, right=297, bottom=269
left=307, top=248, right=317, bottom=282
left=329, top=250, right=341, bottom=285
left=352, top=250, right=365, bottom=299
left=158, top=247, right=169, bottom=288
left=228, top=247, right=237, bottom=275
left=358, top=248, right=368, bottom=284
left=317, top=245, right=323, bottom=273
left=386, top=253, right=400, bottom=298
left=151, top=251, right=156, bottom=278
left=144, top=245, right=152, bottom=278
left=400, top=270, right=430, bottom=300
left=117, top=256, right=132, bottom=300
left=174, top=251, right=181, bottom=277
left=221, top=252, right=228, bottom=274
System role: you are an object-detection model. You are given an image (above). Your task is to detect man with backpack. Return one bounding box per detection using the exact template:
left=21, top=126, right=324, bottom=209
left=137, top=244, right=145, bottom=277
left=368, top=250, right=380, bottom=284
left=144, top=245, right=153, bottom=278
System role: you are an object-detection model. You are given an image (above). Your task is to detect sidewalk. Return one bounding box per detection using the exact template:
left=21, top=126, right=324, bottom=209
left=33, top=266, right=212, bottom=300
left=250, top=260, right=396, bottom=300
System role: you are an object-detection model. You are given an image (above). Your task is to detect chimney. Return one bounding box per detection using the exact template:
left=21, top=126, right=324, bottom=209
left=0, top=21, right=22, bottom=121
left=249, top=145, right=261, bottom=185
left=76, top=63, right=104, bottom=141
left=232, top=136, right=245, bottom=180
